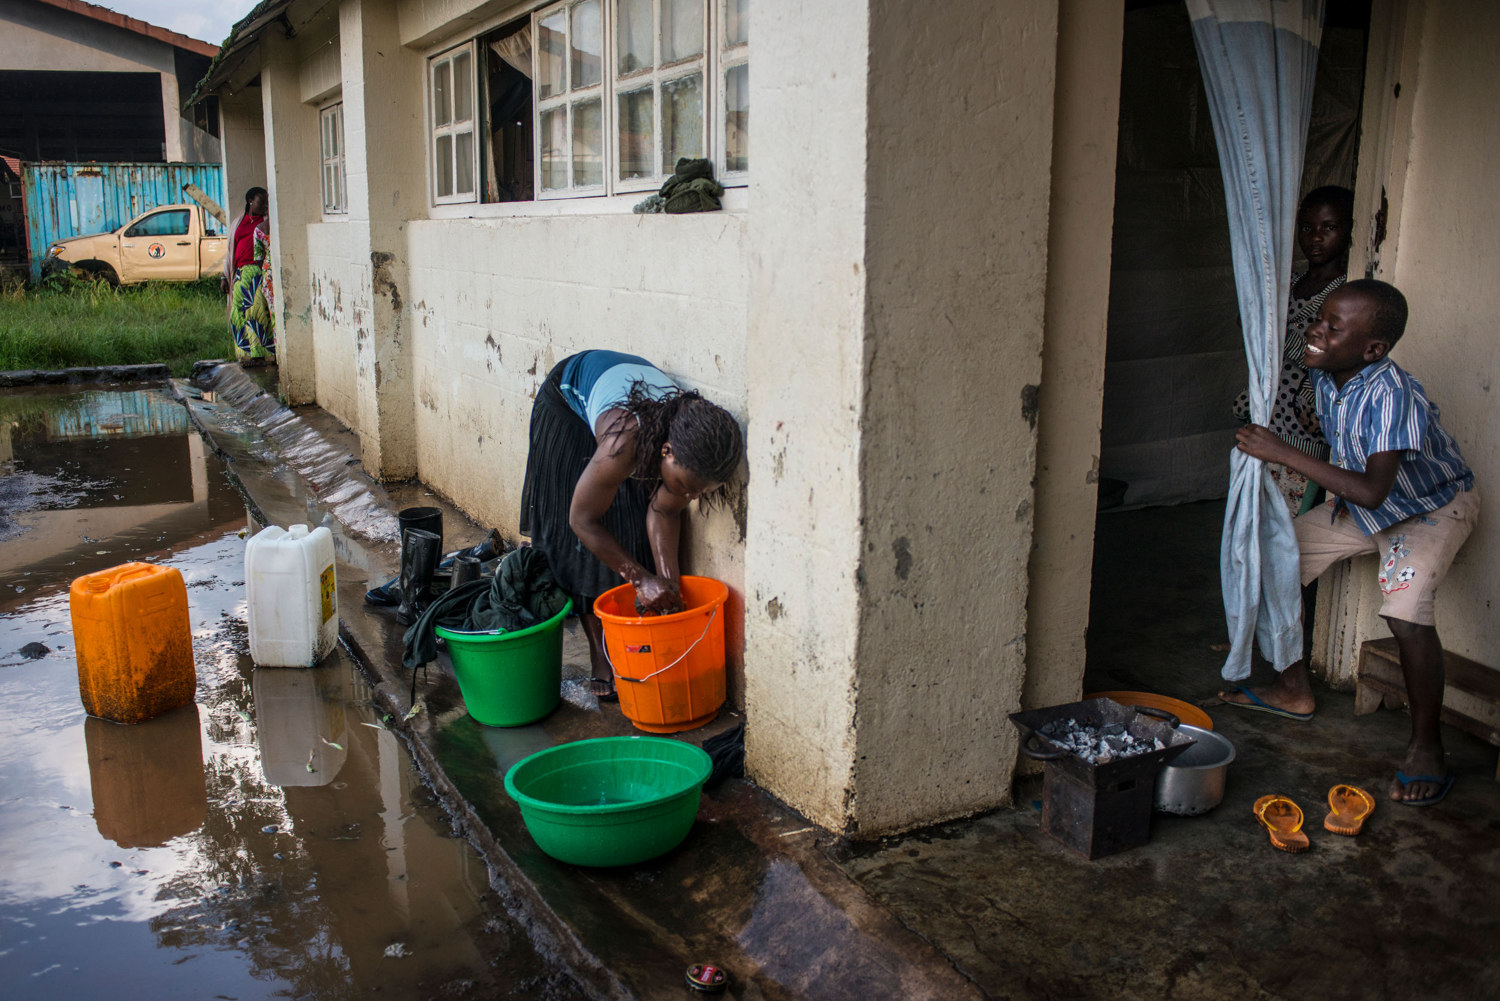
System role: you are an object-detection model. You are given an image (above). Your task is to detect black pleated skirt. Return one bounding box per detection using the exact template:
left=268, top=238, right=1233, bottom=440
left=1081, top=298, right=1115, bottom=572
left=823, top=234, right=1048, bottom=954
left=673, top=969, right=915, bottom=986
left=519, top=361, right=656, bottom=604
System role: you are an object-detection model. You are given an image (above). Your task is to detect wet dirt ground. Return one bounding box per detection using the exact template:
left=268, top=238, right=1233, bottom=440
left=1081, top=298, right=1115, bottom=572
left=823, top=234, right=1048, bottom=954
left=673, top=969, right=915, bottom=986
left=0, top=384, right=583, bottom=1000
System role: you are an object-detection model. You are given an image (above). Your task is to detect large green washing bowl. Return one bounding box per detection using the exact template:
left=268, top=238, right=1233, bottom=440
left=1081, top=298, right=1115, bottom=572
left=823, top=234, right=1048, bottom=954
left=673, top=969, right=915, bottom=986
left=504, top=736, right=712, bottom=867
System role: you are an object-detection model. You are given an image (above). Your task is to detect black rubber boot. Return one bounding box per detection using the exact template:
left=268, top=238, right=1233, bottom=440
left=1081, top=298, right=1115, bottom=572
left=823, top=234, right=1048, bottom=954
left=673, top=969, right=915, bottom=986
left=398, top=506, right=443, bottom=549
left=396, top=528, right=442, bottom=626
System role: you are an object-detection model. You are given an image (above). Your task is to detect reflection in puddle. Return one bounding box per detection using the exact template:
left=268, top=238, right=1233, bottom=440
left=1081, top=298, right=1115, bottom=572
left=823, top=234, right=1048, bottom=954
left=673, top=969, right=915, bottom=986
left=85, top=705, right=207, bottom=849
left=253, top=667, right=349, bottom=787
left=0, top=385, right=582, bottom=999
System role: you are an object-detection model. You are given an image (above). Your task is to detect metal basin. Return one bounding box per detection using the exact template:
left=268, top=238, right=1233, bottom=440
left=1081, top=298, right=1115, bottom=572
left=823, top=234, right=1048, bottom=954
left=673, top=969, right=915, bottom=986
left=1154, top=725, right=1235, bottom=816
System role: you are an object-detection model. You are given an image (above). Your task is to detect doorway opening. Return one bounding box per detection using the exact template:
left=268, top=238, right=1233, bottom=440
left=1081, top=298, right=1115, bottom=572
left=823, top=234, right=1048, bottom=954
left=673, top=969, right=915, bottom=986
left=1085, top=0, right=1372, bottom=694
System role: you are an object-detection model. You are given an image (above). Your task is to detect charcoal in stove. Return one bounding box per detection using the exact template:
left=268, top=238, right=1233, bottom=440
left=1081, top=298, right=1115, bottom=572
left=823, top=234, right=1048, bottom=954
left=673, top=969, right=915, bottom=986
left=1009, top=697, right=1196, bottom=859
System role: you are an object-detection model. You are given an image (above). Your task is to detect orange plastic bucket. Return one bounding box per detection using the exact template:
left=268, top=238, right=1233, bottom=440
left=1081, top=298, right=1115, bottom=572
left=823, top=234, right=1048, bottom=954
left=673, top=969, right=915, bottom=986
left=593, top=576, right=728, bottom=733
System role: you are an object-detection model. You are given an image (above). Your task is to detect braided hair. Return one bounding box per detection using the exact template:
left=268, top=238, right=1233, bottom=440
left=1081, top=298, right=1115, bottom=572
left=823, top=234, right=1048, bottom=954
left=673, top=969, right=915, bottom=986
left=605, top=381, right=743, bottom=503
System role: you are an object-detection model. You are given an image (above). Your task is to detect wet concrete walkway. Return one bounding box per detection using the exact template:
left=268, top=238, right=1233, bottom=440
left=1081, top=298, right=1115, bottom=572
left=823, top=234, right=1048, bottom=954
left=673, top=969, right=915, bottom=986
left=185, top=365, right=1500, bottom=1001
left=0, top=381, right=584, bottom=999
left=14, top=367, right=1495, bottom=1001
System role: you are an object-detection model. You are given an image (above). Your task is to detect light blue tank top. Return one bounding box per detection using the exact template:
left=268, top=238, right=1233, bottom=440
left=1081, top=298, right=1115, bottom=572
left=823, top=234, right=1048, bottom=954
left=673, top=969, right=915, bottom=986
left=559, top=351, right=678, bottom=433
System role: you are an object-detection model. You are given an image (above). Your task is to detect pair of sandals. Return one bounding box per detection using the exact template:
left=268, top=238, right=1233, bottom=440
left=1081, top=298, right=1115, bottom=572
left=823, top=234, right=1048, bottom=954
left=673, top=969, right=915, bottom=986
left=1253, top=785, right=1377, bottom=853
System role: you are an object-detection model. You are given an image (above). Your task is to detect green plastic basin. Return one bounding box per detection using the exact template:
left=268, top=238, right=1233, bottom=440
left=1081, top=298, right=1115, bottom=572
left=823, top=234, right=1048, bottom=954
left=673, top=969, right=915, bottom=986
left=436, top=599, right=572, bottom=727
left=504, top=736, right=712, bottom=867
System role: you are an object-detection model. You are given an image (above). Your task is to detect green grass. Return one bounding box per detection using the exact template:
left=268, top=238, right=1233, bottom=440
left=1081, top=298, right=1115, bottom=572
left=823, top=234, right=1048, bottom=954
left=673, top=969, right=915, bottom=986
left=0, top=273, right=234, bottom=377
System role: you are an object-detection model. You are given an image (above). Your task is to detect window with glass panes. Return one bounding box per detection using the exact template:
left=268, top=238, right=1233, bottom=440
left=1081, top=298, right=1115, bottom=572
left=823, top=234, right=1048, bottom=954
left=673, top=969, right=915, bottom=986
left=529, top=0, right=747, bottom=199
left=428, top=1, right=746, bottom=204
left=320, top=103, right=346, bottom=214
left=431, top=43, right=478, bottom=202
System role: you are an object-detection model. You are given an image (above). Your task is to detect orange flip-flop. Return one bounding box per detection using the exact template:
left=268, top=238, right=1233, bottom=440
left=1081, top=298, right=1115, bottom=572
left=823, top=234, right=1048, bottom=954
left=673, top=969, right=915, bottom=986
left=1323, top=784, right=1376, bottom=835
left=1253, top=794, right=1310, bottom=853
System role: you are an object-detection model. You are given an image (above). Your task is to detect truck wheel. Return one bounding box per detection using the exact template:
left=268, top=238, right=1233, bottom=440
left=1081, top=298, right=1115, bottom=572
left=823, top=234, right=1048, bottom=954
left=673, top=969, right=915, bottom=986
left=75, top=261, right=119, bottom=287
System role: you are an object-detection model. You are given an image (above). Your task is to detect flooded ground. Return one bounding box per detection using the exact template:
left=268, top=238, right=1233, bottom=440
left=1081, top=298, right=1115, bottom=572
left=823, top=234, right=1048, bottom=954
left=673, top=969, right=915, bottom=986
left=0, top=384, right=583, bottom=1000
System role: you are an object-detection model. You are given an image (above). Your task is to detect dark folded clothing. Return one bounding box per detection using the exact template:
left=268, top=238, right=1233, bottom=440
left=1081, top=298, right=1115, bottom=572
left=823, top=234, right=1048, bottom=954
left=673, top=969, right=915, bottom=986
left=658, top=157, right=723, bottom=213
left=402, top=547, right=568, bottom=673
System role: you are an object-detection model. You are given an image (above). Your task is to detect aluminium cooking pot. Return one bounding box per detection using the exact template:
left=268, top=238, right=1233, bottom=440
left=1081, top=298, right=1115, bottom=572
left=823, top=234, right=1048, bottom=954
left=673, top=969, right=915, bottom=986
left=1153, top=724, right=1235, bottom=816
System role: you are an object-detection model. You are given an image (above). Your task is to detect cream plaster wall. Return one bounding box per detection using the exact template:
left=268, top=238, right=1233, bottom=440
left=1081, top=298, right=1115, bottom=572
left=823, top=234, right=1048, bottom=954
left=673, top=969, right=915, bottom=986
left=1023, top=2, right=1124, bottom=714
left=847, top=1, right=1058, bottom=834
left=401, top=212, right=751, bottom=691
left=743, top=0, right=870, bottom=829
left=1340, top=0, right=1499, bottom=674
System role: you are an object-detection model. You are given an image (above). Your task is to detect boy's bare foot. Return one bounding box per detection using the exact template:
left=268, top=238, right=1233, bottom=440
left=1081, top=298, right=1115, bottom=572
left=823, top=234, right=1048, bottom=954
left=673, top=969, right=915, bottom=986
left=1390, top=742, right=1449, bottom=803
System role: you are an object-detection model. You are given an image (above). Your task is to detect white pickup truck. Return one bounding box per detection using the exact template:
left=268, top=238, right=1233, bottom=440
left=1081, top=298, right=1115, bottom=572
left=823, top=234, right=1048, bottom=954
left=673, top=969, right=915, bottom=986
left=43, top=203, right=228, bottom=285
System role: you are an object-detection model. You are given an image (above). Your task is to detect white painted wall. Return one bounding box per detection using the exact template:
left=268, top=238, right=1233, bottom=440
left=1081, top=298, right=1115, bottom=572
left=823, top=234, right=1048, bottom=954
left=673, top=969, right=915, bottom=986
left=307, top=222, right=361, bottom=428
left=402, top=212, right=751, bottom=688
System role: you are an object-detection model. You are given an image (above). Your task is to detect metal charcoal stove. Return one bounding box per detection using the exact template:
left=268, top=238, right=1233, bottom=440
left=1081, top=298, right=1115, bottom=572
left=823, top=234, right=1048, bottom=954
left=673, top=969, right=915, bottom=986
left=1009, top=697, right=1196, bottom=859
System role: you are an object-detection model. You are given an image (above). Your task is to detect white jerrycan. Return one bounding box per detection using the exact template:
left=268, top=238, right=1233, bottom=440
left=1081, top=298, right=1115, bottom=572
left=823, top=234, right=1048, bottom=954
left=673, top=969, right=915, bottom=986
left=245, top=524, right=338, bottom=667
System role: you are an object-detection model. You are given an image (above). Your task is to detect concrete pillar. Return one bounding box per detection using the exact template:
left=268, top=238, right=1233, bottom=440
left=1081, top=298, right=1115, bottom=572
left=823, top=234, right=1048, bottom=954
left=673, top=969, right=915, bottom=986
left=745, top=0, right=1061, bottom=836
left=261, top=31, right=321, bottom=405
left=744, top=0, right=871, bottom=830
left=160, top=70, right=185, bottom=161
left=219, top=88, right=268, bottom=222
left=1022, top=0, right=1125, bottom=714
left=339, top=0, right=423, bottom=480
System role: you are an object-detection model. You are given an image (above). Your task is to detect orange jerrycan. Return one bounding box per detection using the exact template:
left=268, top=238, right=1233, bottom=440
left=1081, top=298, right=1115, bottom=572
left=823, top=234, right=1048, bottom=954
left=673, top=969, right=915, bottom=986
left=70, top=563, right=196, bottom=724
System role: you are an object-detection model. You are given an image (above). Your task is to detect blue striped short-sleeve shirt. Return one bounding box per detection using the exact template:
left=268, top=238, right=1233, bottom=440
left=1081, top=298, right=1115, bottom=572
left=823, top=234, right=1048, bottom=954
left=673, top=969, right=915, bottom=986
left=1312, top=359, right=1474, bottom=535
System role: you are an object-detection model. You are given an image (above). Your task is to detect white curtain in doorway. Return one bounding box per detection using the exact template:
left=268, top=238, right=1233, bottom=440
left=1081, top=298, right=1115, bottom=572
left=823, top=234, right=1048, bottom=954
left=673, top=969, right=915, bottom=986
left=1187, top=0, right=1324, bottom=681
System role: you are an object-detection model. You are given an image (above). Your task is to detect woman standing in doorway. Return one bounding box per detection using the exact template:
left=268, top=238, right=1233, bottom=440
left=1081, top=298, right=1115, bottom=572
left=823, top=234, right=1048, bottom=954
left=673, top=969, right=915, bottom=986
left=521, top=350, right=743, bottom=702
left=1233, top=185, right=1354, bottom=514
left=222, top=186, right=276, bottom=364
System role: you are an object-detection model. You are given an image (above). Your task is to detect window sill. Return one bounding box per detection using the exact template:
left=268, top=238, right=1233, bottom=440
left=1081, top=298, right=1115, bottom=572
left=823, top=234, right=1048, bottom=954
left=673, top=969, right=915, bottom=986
left=425, top=184, right=748, bottom=221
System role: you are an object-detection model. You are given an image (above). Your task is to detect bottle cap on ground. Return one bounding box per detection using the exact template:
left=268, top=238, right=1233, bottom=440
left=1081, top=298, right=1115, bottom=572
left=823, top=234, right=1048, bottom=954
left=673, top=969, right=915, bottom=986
left=685, top=963, right=728, bottom=993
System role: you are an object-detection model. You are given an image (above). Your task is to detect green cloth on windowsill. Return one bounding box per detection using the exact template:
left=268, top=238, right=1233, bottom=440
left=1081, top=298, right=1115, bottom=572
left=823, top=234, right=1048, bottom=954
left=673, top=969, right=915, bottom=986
left=633, top=157, right=724, bottom=214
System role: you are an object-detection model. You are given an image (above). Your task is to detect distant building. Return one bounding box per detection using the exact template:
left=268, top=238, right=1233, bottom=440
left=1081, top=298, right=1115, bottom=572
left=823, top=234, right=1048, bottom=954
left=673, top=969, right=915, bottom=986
left=0, top=0, right=221, bottom=164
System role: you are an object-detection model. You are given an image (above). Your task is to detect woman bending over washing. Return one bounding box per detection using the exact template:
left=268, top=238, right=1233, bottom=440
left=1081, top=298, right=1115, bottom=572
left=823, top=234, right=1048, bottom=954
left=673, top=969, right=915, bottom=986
left=521, top=350, right=743, bottom=702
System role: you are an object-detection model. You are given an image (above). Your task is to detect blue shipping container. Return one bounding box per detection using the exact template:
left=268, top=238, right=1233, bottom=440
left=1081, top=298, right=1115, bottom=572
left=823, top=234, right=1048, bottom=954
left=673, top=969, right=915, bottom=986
left=21, top=162, right=225, bottom=281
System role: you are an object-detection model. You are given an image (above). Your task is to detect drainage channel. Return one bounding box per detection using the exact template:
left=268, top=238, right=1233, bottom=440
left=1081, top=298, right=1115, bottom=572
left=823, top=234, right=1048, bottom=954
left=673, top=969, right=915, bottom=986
left=0, top=381, right=585, bottom=1000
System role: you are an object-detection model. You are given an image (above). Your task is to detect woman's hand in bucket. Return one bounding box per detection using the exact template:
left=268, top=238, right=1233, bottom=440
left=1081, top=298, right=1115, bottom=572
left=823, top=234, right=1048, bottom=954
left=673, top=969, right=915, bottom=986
left=634, top=575, right=685, bottom=616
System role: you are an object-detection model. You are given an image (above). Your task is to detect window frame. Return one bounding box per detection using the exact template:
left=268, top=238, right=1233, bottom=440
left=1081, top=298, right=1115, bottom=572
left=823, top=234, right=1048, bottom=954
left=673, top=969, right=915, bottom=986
left=533, top=0, right=609, bottom=199
left=430, top=41, right=481, bottom=205
left=427, top=0, right=746, bottom=208
left=609, top=0, right=710, bottom=195
left=715, top=0, right=749, bottom=184
left=319, top=101, right=347, bottom=216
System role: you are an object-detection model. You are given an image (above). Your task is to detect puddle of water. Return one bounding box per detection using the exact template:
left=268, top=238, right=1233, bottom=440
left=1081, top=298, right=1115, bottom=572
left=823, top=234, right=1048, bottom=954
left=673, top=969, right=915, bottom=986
left=0, top=386, right=584, bottom=1000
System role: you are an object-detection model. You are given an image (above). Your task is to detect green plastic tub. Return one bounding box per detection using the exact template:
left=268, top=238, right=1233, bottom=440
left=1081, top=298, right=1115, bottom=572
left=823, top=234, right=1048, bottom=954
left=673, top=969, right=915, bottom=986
left=504, top=736, right=712, bottom=866
left=435, top=599, right=571, bottom=727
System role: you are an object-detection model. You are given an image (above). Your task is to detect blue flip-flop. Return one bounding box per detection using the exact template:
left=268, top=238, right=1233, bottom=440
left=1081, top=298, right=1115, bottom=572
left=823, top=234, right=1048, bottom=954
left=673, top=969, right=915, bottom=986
left=1394, top=771, right=1454, bottom=807
left=1220, top=685, right=1314, bottom=722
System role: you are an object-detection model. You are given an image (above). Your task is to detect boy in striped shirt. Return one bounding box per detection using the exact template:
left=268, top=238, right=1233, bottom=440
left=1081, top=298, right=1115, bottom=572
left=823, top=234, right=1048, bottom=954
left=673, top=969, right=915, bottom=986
left=1225, top=279, right=1479, bottom=806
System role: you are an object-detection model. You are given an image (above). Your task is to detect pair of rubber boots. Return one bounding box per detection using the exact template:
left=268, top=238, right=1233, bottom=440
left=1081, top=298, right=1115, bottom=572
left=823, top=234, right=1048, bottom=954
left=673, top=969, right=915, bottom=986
left=367, top=508, right=506, bottom=623
left=359, top=507, right=443, bottom=626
